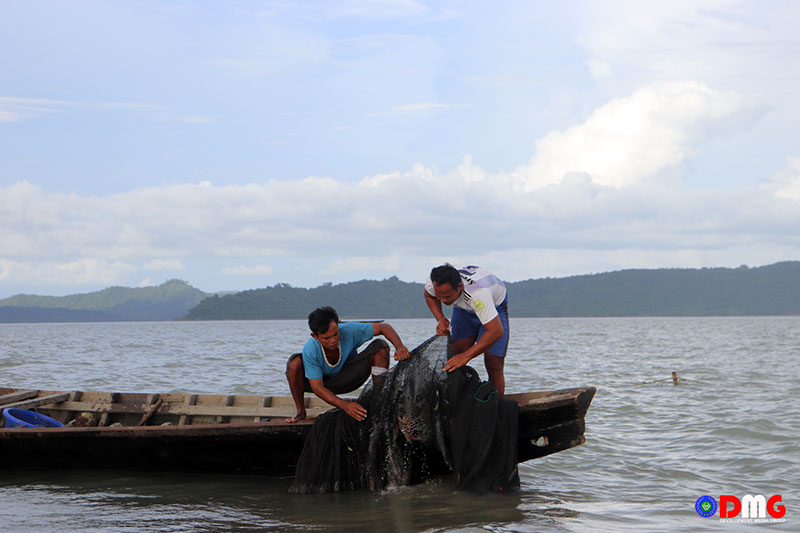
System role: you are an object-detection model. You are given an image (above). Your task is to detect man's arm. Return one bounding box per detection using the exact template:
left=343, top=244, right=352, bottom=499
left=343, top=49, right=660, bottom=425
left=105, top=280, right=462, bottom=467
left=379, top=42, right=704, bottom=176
left=308, top=379, right=368, bottom=421
left=442, top=315, right=504, bottom=372
left=372, top=322, right=410, bottom=360
left=424, top=288, right=450, bottom=335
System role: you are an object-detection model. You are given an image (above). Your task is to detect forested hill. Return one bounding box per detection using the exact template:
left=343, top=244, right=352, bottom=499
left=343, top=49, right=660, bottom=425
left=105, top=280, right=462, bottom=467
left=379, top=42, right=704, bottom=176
left=183, top=277, right=424, bottom=320
left=183, top=262, right=800, bottom=320
left=2, top=263, right=797, bottom=323
left=0, top=279, right=209, bottom=323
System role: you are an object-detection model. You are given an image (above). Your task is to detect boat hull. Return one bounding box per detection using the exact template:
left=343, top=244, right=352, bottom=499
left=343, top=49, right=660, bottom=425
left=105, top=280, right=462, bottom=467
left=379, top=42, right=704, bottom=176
left=0, top=386, right=595, bottom=475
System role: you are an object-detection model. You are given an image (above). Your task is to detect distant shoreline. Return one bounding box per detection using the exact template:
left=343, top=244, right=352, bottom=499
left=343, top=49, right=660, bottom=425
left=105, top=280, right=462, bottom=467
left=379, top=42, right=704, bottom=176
left=2, top=262, right=798, bottom=323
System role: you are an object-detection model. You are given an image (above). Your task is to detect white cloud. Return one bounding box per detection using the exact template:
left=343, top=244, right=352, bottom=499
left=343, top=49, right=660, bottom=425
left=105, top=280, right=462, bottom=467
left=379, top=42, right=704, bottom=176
left=368, top=102, right=463, bottom=117
left=772, top=157, right=800, bottom=201
left=515, top=81, right=752, bottom=190
left=586, top=58, right=612, bottom=80
left=324, top=256, right=400, bottom=275
left=574, top=0, right=800, bottom=99
left=0, top=96, right=69, bottom=121
left=0, top=95, right=202, bottom=124
left=221, top=265, right=274, bottom=276
left=1, top=81, right=797, bottom=292
left=143, top=259, right=186, bottom=272
left=0, top=258, right=137, bottom=287
left=0, top=109, right=20, bottom=122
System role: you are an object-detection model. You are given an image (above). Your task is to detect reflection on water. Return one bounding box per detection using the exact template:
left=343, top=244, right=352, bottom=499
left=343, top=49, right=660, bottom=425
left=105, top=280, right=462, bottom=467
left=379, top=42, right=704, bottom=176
left=1, top=471, right=527, bottom=532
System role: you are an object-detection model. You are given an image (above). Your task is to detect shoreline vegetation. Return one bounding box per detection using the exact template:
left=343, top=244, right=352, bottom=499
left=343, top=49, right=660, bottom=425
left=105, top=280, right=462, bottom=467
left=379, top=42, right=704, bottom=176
left=1, top=261, right=798, bottom=323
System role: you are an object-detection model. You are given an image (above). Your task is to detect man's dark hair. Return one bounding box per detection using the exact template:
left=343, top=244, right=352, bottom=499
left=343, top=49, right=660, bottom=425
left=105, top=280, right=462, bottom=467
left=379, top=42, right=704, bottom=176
left=430, top=264, right=461, bottom=290
left=308, top=306, right=339, bottom=334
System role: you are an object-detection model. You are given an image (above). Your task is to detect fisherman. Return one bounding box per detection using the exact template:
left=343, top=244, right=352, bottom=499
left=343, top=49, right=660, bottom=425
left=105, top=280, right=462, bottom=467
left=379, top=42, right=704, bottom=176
left=285, top=306, right=410, bottom=423
left=423, top=264, right=510, bottom=395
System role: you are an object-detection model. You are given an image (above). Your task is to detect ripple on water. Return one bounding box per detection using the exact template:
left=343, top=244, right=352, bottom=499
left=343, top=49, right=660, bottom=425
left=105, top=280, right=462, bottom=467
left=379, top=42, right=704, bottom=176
left=1, top=317, right=798, bottom=533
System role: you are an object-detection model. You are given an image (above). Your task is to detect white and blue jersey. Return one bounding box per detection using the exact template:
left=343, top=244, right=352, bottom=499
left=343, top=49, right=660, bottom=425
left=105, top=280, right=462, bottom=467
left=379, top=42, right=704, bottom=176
left=425, top=265, right=507, bottom=325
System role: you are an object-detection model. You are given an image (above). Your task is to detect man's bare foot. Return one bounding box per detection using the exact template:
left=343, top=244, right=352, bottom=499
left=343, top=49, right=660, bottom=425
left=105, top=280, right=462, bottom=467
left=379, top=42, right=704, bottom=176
left=285, top=410, right=307, bottom=423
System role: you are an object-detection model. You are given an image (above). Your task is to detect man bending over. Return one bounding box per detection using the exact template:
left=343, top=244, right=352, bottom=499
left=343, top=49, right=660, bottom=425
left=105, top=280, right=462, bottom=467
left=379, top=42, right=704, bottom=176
left=424, top=264, right=510, bottom=395
left=285, top=306, right=410, bottom=422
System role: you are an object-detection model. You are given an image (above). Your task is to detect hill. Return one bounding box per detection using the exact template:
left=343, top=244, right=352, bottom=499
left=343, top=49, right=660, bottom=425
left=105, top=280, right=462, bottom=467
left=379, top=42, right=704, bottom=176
left=183, top=277, right=423, bottom=320
left=0, top=279, right=210, bottom=323
left=182, top=262, right=800, bottom=320
left=510, top=261, right=800, bottom=316
left=2, top=262, right=798, bottom=323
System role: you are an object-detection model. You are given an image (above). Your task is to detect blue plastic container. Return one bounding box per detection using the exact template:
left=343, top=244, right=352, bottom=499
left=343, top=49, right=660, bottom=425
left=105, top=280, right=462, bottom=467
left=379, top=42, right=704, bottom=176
left=2, top=408, right=64, bottom=428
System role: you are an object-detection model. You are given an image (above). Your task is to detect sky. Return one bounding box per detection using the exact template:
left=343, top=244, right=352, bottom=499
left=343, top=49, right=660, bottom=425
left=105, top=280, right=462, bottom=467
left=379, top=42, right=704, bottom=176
left=2, top=0, right=800, bottom=297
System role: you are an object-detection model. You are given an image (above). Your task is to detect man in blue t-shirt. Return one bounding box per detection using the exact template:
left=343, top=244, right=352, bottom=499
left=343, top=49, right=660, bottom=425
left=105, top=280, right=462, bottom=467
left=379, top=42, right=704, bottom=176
left=285, top=306, right=410, bottom=423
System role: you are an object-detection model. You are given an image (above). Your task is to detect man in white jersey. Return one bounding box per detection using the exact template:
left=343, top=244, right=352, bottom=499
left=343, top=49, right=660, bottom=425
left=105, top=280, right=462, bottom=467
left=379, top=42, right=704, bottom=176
left=423, top=264, right=510, bottom=395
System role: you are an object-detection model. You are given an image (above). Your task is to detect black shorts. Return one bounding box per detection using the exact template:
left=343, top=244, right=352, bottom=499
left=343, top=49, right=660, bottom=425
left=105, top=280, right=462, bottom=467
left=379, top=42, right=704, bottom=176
left=286, top=338, right=389, bottom=394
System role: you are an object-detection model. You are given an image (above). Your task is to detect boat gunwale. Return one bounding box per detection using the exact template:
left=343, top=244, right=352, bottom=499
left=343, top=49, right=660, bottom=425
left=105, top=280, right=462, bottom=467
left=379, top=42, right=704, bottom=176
left=1, top=386, right=596, bottom=433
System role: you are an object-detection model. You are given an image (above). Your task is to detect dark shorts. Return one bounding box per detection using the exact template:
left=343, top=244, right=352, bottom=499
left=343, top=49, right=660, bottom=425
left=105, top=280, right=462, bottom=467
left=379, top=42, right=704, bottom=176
left=285, top=338, right=389, bottom=394
left=450, top=298, right=510, bottom=358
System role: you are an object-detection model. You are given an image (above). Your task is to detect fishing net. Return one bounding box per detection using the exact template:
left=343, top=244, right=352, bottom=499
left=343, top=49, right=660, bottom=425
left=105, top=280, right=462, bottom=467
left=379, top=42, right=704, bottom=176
left=289, top=335, right=520, bottom=494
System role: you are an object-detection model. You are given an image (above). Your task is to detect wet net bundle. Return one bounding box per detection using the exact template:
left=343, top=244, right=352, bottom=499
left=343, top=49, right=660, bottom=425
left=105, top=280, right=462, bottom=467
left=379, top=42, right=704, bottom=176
left=289, top=335, right=520, bottom=494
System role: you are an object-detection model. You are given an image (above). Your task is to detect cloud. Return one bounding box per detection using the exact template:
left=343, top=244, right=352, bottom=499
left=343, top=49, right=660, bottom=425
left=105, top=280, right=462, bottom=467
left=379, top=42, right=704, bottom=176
left=0, top=258, right=138, bottom=287
left=221, top=265, right=274, bottom=276
left=143, top=259, right=186, bottom=272
left=323, top=256, right=400, bottom=275
left=0, top=96, right=70, bottom=121
left=0, top=95, right=204, bottom=124
left=368, top=102, right=464, bottom=117
left=1, top=81, right=797, bottom=291
left=574, top=0, right=800, bottom=98
left=515, top=81, right=753, bottom=190
left=772, top=156, right=800, bottom=200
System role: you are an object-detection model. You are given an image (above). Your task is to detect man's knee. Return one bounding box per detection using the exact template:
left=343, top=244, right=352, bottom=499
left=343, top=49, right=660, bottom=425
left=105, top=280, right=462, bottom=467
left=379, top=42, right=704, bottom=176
left=366, top=338, right=389, bottom=352
left=366, top=339, right=390, bottom=366
left=286, top=353, right=304, bottom=376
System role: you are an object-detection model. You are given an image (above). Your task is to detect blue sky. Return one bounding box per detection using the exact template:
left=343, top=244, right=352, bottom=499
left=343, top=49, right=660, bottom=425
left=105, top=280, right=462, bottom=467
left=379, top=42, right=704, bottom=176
left=2, top=0, right=800, bottom=296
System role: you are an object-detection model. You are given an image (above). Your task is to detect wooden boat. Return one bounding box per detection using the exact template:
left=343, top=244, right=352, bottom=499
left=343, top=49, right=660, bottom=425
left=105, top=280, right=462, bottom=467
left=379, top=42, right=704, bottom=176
left=0, top=386, right=595, bottom=476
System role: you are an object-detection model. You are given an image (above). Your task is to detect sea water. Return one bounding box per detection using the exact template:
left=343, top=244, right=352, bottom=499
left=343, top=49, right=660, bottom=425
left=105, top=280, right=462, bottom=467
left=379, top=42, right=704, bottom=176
left=1, top=317, right=798, bottom=532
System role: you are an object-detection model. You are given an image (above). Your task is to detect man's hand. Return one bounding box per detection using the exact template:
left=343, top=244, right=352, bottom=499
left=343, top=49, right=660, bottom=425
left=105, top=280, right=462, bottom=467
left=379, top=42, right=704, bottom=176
left=394, top=344, right=410, bottom=361
left=436, top=317, right=450, bottom=336
left=443, top=352, right=473, bottom=372
left=341, top=400, right=368, bottom=421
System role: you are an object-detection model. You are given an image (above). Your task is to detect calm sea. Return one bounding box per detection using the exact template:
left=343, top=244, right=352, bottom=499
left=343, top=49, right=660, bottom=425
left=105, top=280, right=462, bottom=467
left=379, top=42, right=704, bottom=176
left=1, top=317, right=797, bottom=532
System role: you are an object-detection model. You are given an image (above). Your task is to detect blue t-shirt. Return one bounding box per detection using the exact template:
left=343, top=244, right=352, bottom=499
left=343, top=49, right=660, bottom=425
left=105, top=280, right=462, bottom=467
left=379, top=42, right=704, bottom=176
left=302, top=322, right=374, bottom=380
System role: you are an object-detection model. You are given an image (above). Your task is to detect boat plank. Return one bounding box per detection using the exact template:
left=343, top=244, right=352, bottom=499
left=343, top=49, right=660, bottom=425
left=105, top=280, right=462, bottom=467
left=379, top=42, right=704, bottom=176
left=38, top=400, right=332, bottom=419
left=98, top=393, right=118, bottom=427
left=178, top=395, right=197, bottom=425
left=54, top=390, right=83, bottom=425
left=0, top=390, right=39, bottom=406
left=2, top=392, right=71, bottom=410
left=255, top=397, right=271, bottom=422
left=215, top=395, right=235, bottom=424
left=137, top=396, right=163, bottom=426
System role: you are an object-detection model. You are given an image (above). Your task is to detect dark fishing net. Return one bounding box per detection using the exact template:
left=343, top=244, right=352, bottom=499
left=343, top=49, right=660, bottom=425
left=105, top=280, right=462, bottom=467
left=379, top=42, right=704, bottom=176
left=289, top=335, right=520, bottom=494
